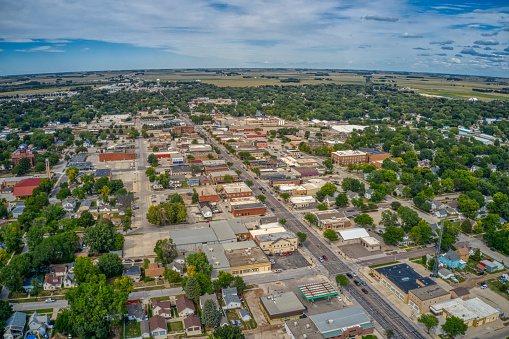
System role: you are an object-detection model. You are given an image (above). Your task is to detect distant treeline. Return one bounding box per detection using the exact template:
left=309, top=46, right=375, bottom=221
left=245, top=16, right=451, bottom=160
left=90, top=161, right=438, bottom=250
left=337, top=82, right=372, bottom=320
left=472, top=88, right=509, bottom=94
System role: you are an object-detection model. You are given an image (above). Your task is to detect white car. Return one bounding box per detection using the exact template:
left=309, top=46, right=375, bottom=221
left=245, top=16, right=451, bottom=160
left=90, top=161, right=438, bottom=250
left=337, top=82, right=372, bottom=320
left=45, top=298, right=56, bottom=303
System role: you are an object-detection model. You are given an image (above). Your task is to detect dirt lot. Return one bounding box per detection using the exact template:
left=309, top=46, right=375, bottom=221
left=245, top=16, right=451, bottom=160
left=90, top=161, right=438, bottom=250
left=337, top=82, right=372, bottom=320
left=271, top=251, right=310, bottom=271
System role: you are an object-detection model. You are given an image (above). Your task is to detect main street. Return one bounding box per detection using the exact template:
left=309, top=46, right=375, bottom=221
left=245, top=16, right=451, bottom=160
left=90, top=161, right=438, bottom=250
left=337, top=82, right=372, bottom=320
left=181, top=114, right=428, bottom=339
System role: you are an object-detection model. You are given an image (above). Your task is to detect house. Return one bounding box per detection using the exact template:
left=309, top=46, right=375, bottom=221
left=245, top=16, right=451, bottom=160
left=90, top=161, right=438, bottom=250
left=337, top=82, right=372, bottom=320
left=43, top=274, right=62, bottom=291
left=455, top=246, right=470, bottom=261
left=145, top=262, right=165, bottom=280
left=52, top=266, right=67, bottom=277
left=128, top=302, right=144, bottom=322
left=12, top=206, right=25, bottom=218
left=62, top=196, right=77, bottom=212
left=168, top=262, right=183, bottom=277
left=123, top=265, right=142, bottom=282
left=222, top=287, right=241, bottom=310
left=184, top=316, right=202, bottom=335
left=79, top=199, right=92, bottom=211
left=140, top=320, right=150, bottom=338
left=22, top=276, right=42, bottom=293
left=176, top=295, right=195, bottom=317
left=346, top=191, right=359, bottom=200
left=236, top=309, right=252, bottom=321
left=434, top=210, right=447, bottom=218
left=438, top=268, right=454, bottom=280
left=219, top=317, right=229, bottom=327
left=149, top=315, right=167, bottom=338
left=450, top=287, right=470, bottom=300
left=62, top=273, right=78, bottom=288
left=364, top=189, right=375, bottom=200
left=152, top=299, right=172, bottom=318
left=28, top=311, right=51, bottom=335
left=480, top=260, right=500, bottom=273
left=4, top=312, right=27, bottom=339
left=199, top=293, right=219, bottom=310
left=68, top=262, right=75, bottom=273
left=440, top=249, right=466, bottom=269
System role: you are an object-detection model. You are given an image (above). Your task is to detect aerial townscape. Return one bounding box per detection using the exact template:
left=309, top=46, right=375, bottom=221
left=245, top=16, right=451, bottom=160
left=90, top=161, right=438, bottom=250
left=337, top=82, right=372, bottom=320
left=1, top=1, right=509, bottom=339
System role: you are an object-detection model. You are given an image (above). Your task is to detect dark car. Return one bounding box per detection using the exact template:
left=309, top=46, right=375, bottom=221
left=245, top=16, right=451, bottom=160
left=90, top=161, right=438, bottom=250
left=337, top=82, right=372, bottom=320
left=361, top=288, right=368, bottom=294
left=346, top=273, right=353, bottom=279
left=271, top=207, right=275, bottom=211
left=322, top=255, right=328, bottom=261
left=490, top=248, right=496, bottom=252
left=353, top=280, right=360, bottom=286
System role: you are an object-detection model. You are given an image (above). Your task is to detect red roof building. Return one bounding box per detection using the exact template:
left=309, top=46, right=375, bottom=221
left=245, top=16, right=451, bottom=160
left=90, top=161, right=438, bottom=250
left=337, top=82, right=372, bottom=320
left=13, top=178, right=43, bottom=198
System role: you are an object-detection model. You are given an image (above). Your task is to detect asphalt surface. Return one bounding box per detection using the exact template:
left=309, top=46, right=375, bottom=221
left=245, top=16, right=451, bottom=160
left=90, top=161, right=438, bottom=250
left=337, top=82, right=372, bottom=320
left=13, top=299, right=68, bottom=311
left=182, top=114, right=428, bottom=339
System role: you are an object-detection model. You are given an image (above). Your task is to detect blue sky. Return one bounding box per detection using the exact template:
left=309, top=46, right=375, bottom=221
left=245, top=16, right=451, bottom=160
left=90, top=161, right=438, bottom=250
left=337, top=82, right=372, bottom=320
left=0, top=0, right=508, bottom=76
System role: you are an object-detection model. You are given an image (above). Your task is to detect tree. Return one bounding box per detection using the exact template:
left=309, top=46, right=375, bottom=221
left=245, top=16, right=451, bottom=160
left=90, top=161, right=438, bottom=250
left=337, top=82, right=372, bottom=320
left=280, top=193, right=290, bottom=201
left=382, top=226, right=405, bottom=245
left=192, top=188, right=199, bottom=204
left=354, top=214, right=373, bottom=227
left=0, top=224, right=23, bottom=252
left=184, top=276, right=202, bottom=303
left=26, top=223, right=44, bottom=251
left=186, top=253, right=212, bottom=275
left=0, top=300, right=14, bottom=333
left=66, top=167, right=79, bottom=183
left=245, top=180, right=253, bottom=186
left=317, top=203, right=328, bottom=211
left=148, top=154, right=158, bottom=167
left=163, top=269, right=181, bottom=283
left=147, top=205, right=165, bottom=226
left=56, top=187, right=71, bottom=201
left=418, top=314, right=439, bottom=334
left=12, top=157, right=32, bottom=175
left=397, top=206, right=421, bottom=232
left=145, top=167, right=156, bottom=177
left=113, top=276, right=134, bottom=293
left=297, top=232, right=307, bottom=243
left=202, top=299, right=221, bottom=328
left=227, top=162, right=233, bottom=167
left=323, top=229, right=338, bottom=241
left=380, top=210, right=398, bottom=227
left=223, top=174, right=234, bottom=182
left=441, top=316, right=467, bottom=338
left=335, top=274, right=349, bottom=287
left=322, top=159, right=333, bottom=169
left=335, top=193, right=348, bottom=207
left=73, top=257, right=101, bottom=284
left=278, top=219, right=287, bottom=226
left=318, top=183, right=337, bottom=197
left=213, top=325, right=245, bottom=339
left=154, top=238, right=177, bottom=264
left=98, top=185, right=111, bottom=203
left=83, top=219, right=116, bottom=253
left=214, top=271, right=235, bottom=291
left=77, top=210, right=95, bottom=228
left=232, top=275, right=247, bottom=294
left=461, top=219, right=472, bottom=233
left=98, top=253, right=123, bottom=278
left=304, top=213, right=317, bottom=225
left=471, top=248, right=482, bottom=261
left=257, top=195, right=266, bottom=203
left=385, top=328, right=394, bottom=339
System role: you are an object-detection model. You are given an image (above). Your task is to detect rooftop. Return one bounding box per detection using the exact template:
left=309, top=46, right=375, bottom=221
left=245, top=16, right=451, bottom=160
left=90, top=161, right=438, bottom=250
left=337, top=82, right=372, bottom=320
left=94, top=168, right=111, bottom=177
left=224, top=247, right=270, bottom=268
left=256, top=231, right=297, bottom=243
left=201, top=244, right=230, bottom=270
left=260, top=292, right=306, bottom=315
left=431, top=297, right=498, bottom=322
left=289, top=196, right=316, bottom=204
left=374, top=263, right=436, bottom=294
left=209, top=170, right=238, bottom=178
left=332, top=150, right=367, bottom=156
left=409, top=284, right=450, bottom=301
left=223, top=182, right=252, bottom=194
left=338, top=228, right=370, bottom=241
left=169, top=228, right=218, bottom=245
left=298, top=281, right=338, bottom=300
left=310, top=307, right=372, bottom=337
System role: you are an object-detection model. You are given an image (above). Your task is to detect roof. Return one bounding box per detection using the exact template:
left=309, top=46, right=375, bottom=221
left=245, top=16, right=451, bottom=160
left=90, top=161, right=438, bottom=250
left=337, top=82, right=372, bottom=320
left=202, top=244, right=230, bottom=271
left=337, top=228, right=370, bottom=241
left=256, top=231, right=297, bottom=243
left=443, top=249, right=461, bottom=262
left=332, top=150, right=367, bottom=156
left=145, top=262, right=164, bottom=277
left=456, top=247, right=469, bottom=256
left=176, top=295, right=195, bottom=313
left=409, top=284, right=449, bottom=301
left=94, top=168, right=111, bottom=178
left=209, top=170, right=238, bottom=178
left=200, top=293, right=219, bottom=307
left=223, top=182, right=252, bottom=194
left=289, top=196, right=316, bottom=204
left=298, top=281, right=338, bottom=300
left=149, top=315, right=167, bottom=332
left=310, top=307, right=371, bottom=337
left=170, top=165, right=191, bottom=173
left=23, top=275, right=42, bottom=287
left=140, top=320, right=150, bottom=334
left=431, top=297, right=498, bottom=322
left=123, top=265, right=141, bottom=276
left=224, top=247, right=270, bottom=268
left=183, top=316, right=201, bottom=329
left=210, top=220, right=237, bottom=242
left=231, top=202, right=265, bottom=210
left=169, top=227, right=218, bottom=246
left=450, top=287, right=470, bottom=298
left=374, top=263, right=436, bottom=294
left=128, top=302, right=143, bottom=318
left=5, top=312, right=27, bottom=329
left=260, top=291, right=306, bottom=316
left=313, top=210, right=344, bottom=221
left=13, top=178, right=43, bottom=197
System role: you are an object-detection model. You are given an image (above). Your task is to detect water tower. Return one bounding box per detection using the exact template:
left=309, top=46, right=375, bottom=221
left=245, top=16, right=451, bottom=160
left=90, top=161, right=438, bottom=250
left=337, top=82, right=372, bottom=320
left=156, top=79, right=160, bottom=86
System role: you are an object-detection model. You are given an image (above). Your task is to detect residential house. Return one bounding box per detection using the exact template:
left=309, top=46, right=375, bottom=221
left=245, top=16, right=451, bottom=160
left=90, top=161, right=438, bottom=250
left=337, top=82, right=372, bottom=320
left=184, top=316, right=202, bottom=336
left=364, top=189, right=375, bottom=200
left=22, top=276, right=42, bottom=293
left=128, top=302, right=144, bottom=322
left=28, top=311, right=51, bottom=336
left=140, top=320, right=150, bottom=338
left=199, top=293, right=219, bottom=310
left=440, top=249, right=466, bottom=269
left=152, top=299, right=172, bottom=318
left=434, top=210, right=447, bottom=218
left=438, top=268, right=454, bottom=280
left=62, top=273, right=77, bottom=289
left=4, top=312, right=27, bottom=339
left=236, top=309, right=252, bottom=321
left=145, top=262, right=165, bottom=280
left=176, top=295, right=195, bottom=317
left=450, top=287, right=470, bottom=300
left=455, top=246, right=470, bottom=261
left=123, top=265, right=142, bottom=282
left=222, top=287, right=241, bottom=310
left=79, top=199, right=92, bottom=212
left=68, top=262, right=75, bottom=273
left=62, top=196, right=77, bottom=212
left=52, top=266, right=67, bottom=277
left=43, top=274, right=62, bottom=291
left=168, top=262, right=183, bottom=277
left=346, top=191, right=359, bottom=200
left=480, top=260, right=500, bottom=273
left=149, top=315, right=167, bottom=338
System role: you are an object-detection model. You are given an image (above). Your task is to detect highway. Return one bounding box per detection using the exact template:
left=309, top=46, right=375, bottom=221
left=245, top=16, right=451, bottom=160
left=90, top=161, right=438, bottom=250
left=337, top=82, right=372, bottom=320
left=181, top=113, right=427, bottom=339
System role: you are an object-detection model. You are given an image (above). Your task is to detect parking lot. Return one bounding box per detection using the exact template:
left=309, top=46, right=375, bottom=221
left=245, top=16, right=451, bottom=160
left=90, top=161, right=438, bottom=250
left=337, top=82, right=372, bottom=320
left=270, top=250, right=311, bottom=271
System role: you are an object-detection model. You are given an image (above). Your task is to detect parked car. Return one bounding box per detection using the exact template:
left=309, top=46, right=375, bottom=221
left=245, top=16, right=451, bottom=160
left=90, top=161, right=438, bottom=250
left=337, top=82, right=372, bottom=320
left=322, top=255, right=328, bottom=261
left=288, top=251, right=292, bottom=255
left=361, top=288, right=368, bottom=294
left=361, top=280, right=367, bottom=285
left=480, top=283, right=487, bottom=289
left=45, top=298, right=56, bottom=303
left=353, top=280, right=360, bottom=286
left=230, top=320, right=236, bottom=326
left=236, top=320, right=242, bottom=327
left=336, top=295, right=342, bottom=301
left=351, top=272, right=357, bottom=277
left=346, top=273, right=353, bottom=279
left=123, top=259, right=133, bottom=263
left=319, top=257, right=324, bottom=263
left=490, top=248, right=496, bottom=252
left=134, top=259, right=143, bottom=262
left=283, top=252, right=287, bottom=256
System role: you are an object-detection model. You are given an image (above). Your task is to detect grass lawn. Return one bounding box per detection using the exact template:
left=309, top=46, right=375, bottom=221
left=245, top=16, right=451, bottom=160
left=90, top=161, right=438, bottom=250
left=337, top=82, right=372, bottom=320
left=368, top=261, right=400, bottom=269
left=167, top=321, right=183, bottom=332
left=487, top=279, right=509, bottom=302
left=144, top=259, right=150, bottom=269
left=125, top=321, right=141, bottom=338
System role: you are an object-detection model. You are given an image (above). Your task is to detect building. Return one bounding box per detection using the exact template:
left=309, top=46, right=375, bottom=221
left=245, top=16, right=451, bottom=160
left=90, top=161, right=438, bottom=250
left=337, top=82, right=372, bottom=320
left=199, top=293, right=219, bottom=310
left=196, top=186, right=218, bottom=203
left=169, top=164, right=191, bottom=176
left=145, top=262, right=165, bottom=279
left=372, top=263, right=436, bottom=304
left=440, top=249, right=466, bottom=269
left=408, top=285, right=451, bottom=313
left=222, top=287, right=242, bottom=310
left=331, top=149, right=390, bottom=167
left=308, top=307, right=374, bottom=339
left=28, top=311, right=51, bottom=336
left=123, top=265, right=142, bottom=282
left=176, top=295, right=196, bottom=317
left=209, top=170, right=239, bottom=184
left=297, top=281, right=338, bottom=301
left=270, top=177, right=301, bottom=186
left=169, top=227, right=218, bottom=252
left=152, top=299, right=172, bottom=318
left=278, top=184, right=307, bottom=196
left=225, top=247, right=271, bottom=275
left=94, top=168, right=112, bottom=180
left=43, top=274, right=62, bottom=291
left=13, top=178, right=43, bottom=198
left=253, top=140, right=268, bottom=149
left=450, top=287, right=470, bottom=300
left=230, top=198, right=266, bottom=217
left=149, top=315, right=167, bottom=338
left=4, top=312, right=27, bottom=339
left=455, top=246, right=470, bottom=261
left=289, top=196, right=317, bottom=209
left=313, top=210, right=351, bottom=230
left=140, top=320, right=150, bottom=338
left=11, top=149, right=35, bottom=167
left=198, top=201, right=213, bottom=218
left=285, top=317, right=321, bottom=339
left=99, top=151, right=136, bottom=162
left=237, top=309, right=251, bottom=321
left=430, top=297, right=498, bottom=327
left=184, top=316, right=202, bottom=336
left=260, top=292, right=306, bottom=321
left=22, top=276, right=42, bottom=293
left=128, top=302, right=144, bottom=322
left=222, top=182, right=253, bottom=201
left=254, top=231, right=298, bottom=255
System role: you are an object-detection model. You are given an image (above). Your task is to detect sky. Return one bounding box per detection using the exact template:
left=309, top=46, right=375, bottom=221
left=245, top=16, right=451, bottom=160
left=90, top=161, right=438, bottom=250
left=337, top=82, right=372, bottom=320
left=0, top=0, right=508, bottom=76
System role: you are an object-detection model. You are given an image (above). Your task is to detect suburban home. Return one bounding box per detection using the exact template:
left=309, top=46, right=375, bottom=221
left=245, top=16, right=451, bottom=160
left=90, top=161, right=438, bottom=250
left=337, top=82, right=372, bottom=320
left=123, top=265, right=142, bottom=283
left=434, top=210, right=447, bottom=218
left=140, top=320, right=150, bottom=338
left=364, top=189, right=375, bottom=200
left=455, top=246, right=470, bottom=261
left=438, top=268, right=454, bottom=280
left=236, top=309, right=252, bottom=321
left=62, top=273, right=78, bottom=289
left=346, top=191, right=360, bottom=200
left=219, top=317, right=229, bottom=327
left=22, top=276, right=42, bottom=293
left=152, top=299, right=172, bottom=318
left=145, top=262, right=165, bottom=280
left=199, top=293, right=219, bottom=310
left=43, top=274, right=62, bottom=291
left=440, top=249, right=466, bottom=269
left=4, top=312, right=27, bottom=339
left=480, top=260, right=502, bottom=273
left=28, top=311, right=51, bottom=336
left=128, top=301, right=144, bottom=322
left=176, top=295, right=195, bottom=317
left=183, top=316, right=202, bottom=335
left=52, top=266, right=67, bottom=277
left=149, top=315, right=167, bottom=338
left=62, top=196, right=77, bottom=212
left=68, top=262, right=75, bottom=273
left=222, top=287, right=241, bottom=310
left=168, top=262, right=183, bottom=277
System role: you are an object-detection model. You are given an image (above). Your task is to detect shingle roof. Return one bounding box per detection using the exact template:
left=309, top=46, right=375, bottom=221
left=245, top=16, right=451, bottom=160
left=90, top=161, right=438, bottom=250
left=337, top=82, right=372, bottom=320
left=184, top=316, right=201, bottom=329
left=149, top=315, right=166, bottom=332
left=176, top=295, right=195, bottom=313
left=443, top=249, right=461, bottom=262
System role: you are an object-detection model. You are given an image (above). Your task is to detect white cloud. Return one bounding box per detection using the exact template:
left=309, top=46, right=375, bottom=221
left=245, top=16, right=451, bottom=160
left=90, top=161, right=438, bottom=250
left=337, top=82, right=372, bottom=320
left=15, top=45, right=64, bottom=52
left=451, top=58, right=461, bottom=63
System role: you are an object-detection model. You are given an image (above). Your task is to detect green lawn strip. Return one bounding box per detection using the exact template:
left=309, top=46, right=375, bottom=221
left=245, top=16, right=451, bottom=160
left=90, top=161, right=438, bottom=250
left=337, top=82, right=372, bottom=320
left=368, top=261, right=400, bottom=269
left=487, top=279, right=509, bottom=302
left=125, top=321, right=141, bottom=338
left=167, top=321, right=183, bottom=333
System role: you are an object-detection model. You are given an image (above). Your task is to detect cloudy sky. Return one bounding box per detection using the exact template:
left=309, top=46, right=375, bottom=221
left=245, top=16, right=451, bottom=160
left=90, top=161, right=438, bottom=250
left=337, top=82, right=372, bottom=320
left=0, top=0, right=508, bottom=76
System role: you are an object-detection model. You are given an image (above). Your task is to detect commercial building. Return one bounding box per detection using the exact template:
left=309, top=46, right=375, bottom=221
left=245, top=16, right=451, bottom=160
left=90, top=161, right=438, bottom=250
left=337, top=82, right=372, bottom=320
left=260, top=292, right=306, bottom=321
left=99, top=151, right=136, bottom=162
left=331, top=149, right=390, bottom=167
left=209, top=170, right=239, bottom=184
left=254, top=231, right=298, bottom=255
left=94, top=168, right=112, bottom=180
left=270, top=178, right=301, bottom=186
left=222, top=182, right=253, bottom=201
left=336, top=228, right=381, bottom=251
left=196, top=186, right=218, bottom=203
left=230, top=197, right=266, bottom=217
left=169, top=165, right=191, bottom=176
left=278, top=184, right=307, bottom=196
left=13, top=178, right=43, bottom=198
left=225, top=247, right=271, bottom=275
left=408, top=285, right=451, bottom=313
left=298, top=281, right=338, bottom=301
left=289, top=196, right=317, bottom=209
left=430, top=297, right=498, bottom=327
left=308, top=307, right=374, bottom=339
left=253, top=141, right=268, bottom=149
left=313, top=210, right=351, bottom=230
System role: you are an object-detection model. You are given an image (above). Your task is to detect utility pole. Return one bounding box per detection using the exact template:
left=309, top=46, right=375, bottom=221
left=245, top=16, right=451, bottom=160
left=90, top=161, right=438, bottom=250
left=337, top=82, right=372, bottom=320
left=432, top=220, right=444, bottom=278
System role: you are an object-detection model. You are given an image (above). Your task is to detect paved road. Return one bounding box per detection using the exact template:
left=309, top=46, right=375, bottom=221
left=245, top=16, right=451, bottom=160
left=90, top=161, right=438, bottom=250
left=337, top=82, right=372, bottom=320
left=183, top=114, right=428, bottom=339
left=129, top=287, right=183, bottom=300
left=358, top=247, right=436, bottom=266
left=13, top=300, right=68, bottom=311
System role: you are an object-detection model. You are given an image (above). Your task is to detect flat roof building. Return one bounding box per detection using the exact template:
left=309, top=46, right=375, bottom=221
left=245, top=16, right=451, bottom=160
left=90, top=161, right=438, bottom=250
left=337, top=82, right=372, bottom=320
left=309, top=307, right=374, bottom=339
left=313, top=210, right=351, bottom=230
left=430, top=297, right=498, bottom=327
left=260, top=292, right=306, bottom=321
left=169, top=228, right=218, bottom=252
left=408, top=285, right=451, bottom=313
left=225, top=247, right=271, bottom=276
left=289, top=196, right=317, bottom=209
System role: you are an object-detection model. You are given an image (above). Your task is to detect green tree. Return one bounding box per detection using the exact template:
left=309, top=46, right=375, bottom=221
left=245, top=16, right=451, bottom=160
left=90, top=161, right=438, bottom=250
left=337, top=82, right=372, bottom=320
left=148, top=154, right=158, bottom=167
left=245, top=180, right=253, bottom=186
left=335, top=274, right=349, bottom=287
left=322, top=159, right=333, bottom=169
left=461, top=219, right=472, bottom=233
left=83, top=219, right=116, bottom=252
left=323, top=229, right=338, bottom=241
left=280, top=192, right=290, bottom=201
left=146, top=205, right=165, bottom=226
left=397, top=206, right=421, bottom=232
left=297, top=232, right=307, bottom=243
left=317, top=203, right=328, bottom=211
left=418, top=314, right=439, bottom=334
left=223, top=174, right=234, bottom=182
left=163, top=269, right=181, bottom=283
left=304, top=213, right=318, bottom=225
left=380, top=210, right=398, bottom=227
left=354, top=214, right=374, bottom=227
left=98, top=185, right=111, bottom=203
left=0, top=300, right=14, bottom=333
left=335, top=193, right=348, bottom=207
left=192, top=188, right=199, bottom=204
left=0, top=224, right=23, bottom=253
left=97, top=253, right=123, bottom=278
left=257, top=195, right=266, bottom=203
left=385, top=328, right=394, bottom=339
left=154, top=238, right=177, bottom=264
left=77, top=210, right=95, bottom=228
left=213, top=325, right=245, bottom=339
left=382, top=226, right=405, bottom=245
left=214, top=271, right=235, bottom=291
left=73, top=257, right=101, bottom=283
left=56, top=187, right=71, bottom=201
left=202, top=298, right=221, bottom=328
left=145, top=167, right=156, bottom=177
left=113, top=276, right=134, bottom=293
left=186, top=253, right=212, bottom=275
left=184, top=276, right=202, bottom=303
left=441, top=316, right=468, bottom=338
left=12, top=157, right=32, bottom=175
left=278, top=219, right=287, bottom=226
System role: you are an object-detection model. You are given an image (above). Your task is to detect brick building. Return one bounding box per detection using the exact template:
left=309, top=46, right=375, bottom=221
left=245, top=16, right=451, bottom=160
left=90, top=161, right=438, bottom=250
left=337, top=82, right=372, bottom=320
left=253, top=141, right=268, bottom=149
left=331, top=149, right=390, bottom=167
left=222, top=182, right=253, bottom=201
left=99, top=151, right=136, bottom=162
left=196, top=186, right=218, bottom=203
